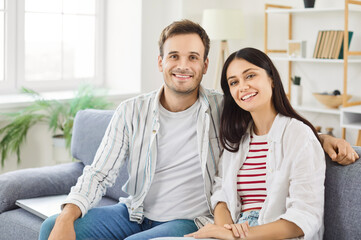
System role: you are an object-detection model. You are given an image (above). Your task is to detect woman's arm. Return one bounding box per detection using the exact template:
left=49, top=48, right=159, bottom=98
left=213, top=202, right=234, bottom=226
left=186, top=219, right=303, bottom=240
left=243, top=219, right=303, bottom=240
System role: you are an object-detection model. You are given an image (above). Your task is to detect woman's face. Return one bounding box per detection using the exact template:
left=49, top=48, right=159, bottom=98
left=226, top=58, right=274, bottom=114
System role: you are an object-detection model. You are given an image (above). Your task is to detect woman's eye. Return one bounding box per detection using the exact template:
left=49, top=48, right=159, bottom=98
left=229, top=81, right=238, bottom=86
left=246, top=74, right=255, bottom=80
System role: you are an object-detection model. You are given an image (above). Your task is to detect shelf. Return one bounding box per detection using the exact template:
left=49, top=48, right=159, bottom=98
left=266, top=8, right=361, bottom=14
left=270, top=57, right=361, bottom=63
left=294, top=105, right=340, bottom=115
left=341, top=105, right=361, bottom=129
left=265, top=3, right=361, bottom=143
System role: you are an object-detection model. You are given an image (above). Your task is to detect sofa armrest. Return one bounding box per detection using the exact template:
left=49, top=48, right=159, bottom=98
left=0, top=162, right=84, bottom=213
left=323, top=146, right=361, bottom=239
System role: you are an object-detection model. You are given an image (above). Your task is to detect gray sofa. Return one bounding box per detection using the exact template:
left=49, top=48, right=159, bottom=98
left=0, top=109, right=360, bottom=240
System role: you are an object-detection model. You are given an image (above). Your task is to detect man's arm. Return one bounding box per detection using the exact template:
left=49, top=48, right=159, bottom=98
left=48, top=204, right=82, bottom=240
left=48, top=106, right=130, bottom=239
left=319, top=134, right=359, bottom=165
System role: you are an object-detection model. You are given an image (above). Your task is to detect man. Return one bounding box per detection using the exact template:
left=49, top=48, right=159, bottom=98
left=39, top=20, right=358, bottom=240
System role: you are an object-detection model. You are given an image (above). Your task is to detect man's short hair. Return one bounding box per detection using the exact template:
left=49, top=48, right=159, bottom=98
left=158, top=19, right=210, bottom=61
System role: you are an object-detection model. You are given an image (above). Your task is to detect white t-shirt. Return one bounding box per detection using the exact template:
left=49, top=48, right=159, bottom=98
left=143, top=99, right=209, bottom=221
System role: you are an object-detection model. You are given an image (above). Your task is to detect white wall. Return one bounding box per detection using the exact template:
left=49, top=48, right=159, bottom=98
left=105, top=0, right=142, bottom=94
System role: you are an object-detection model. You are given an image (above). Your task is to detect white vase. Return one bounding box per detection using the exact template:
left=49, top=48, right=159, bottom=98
left=291, top=85, right=302, bottom=106
left=52, top=135, right=72, bottom=164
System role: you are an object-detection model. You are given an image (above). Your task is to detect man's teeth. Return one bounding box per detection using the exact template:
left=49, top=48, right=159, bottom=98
left=174, top=74, right=191, bottom=78
left=242, top=93, right=257, bottom=100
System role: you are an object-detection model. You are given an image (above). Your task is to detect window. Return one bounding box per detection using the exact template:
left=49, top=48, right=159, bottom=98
left=0, top=0, right=5, bottom=83
left=0, top=0, right=104, bottom=94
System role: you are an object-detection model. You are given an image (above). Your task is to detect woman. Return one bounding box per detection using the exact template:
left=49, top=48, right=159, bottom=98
left=186, top=48, right=325, bottom=240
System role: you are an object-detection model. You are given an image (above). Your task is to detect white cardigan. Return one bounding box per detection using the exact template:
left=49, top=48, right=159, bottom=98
left=211, top=114, right=325, bottom=240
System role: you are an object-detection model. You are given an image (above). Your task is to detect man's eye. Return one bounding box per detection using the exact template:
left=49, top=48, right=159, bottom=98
left=170, top=55, right=177, bottom=59
left=190, top=55, right=198, bottom=60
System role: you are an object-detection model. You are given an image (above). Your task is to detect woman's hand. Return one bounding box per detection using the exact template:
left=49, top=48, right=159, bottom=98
left=185, top=223, right=236, bottom=240
left=224, top=221, right=250, bottom=239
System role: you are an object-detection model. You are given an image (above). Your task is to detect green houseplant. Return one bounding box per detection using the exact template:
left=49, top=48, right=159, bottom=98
left=0, top=85, right=112, bottom=167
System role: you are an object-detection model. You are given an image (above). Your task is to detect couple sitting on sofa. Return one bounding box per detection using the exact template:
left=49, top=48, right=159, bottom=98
left=40, top=20, right=359, bottom=240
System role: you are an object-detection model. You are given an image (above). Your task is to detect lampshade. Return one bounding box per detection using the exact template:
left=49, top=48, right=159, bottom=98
left=202, top=9, right=244, bottom=41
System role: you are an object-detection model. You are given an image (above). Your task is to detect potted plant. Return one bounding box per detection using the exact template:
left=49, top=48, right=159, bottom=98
left=291, top=76, right=302, bottom=106
left=0, top=85, right=112, bottom=167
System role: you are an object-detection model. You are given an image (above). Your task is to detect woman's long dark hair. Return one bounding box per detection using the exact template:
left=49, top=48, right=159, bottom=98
left=220, top=47, right=320, bottom=152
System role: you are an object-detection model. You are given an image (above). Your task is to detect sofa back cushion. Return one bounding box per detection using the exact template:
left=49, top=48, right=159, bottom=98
left=323, top=146, right=361, bottom=239
left=71, top=109, right=129, bottom=200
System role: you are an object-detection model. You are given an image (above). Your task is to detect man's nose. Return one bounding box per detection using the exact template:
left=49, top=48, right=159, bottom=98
left=177, top=57, right=190, bottom=70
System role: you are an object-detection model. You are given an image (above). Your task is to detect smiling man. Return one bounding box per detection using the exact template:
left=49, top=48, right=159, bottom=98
left=39, top=20, right=358, bottom=240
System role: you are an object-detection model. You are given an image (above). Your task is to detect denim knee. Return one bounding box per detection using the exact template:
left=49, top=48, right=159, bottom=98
left=38, top=214, right=58, bottom=240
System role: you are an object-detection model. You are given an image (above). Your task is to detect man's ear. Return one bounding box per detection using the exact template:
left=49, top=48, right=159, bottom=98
left=158, top=56, right=163, bottom=72
left=203, top=58, right=209, bottom=74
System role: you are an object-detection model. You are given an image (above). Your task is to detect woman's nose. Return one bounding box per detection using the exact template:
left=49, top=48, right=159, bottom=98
left=239, top=84, right=249, bottom=92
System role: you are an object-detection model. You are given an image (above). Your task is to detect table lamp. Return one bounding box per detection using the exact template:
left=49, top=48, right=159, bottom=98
left=202, top=9, right=244, bottom=89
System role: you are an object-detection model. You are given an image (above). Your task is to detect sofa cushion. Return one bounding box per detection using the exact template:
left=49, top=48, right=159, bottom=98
left=0, top=196, right=118, bottom=240
left=0, top=162, right=83, bottom=213
left=323, top=146, right=361, bottom=240
left=0, top=208, right=43, bottom=240
left=71, top=109, right=129, bottom=200
left=71, top=109, right=114, bottom=166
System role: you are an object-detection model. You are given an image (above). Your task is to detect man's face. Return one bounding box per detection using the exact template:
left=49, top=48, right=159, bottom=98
left=158, top=34, right=209, bottom=96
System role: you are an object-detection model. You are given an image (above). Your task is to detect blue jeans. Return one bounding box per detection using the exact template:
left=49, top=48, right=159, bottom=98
left=39, top=203, right=198, bottom=240
left=236, top=210, right=260, bottom=227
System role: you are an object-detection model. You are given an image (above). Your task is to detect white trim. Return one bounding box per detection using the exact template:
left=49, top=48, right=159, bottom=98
left=0, top=0, right=17, bottom=93
left=0, top=89, right=137, bottom=113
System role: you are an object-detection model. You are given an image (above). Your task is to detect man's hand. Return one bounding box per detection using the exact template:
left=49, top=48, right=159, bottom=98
left=320, top=134, right=359, bottom=165
left=48, top=204, right=81, bottom=240
left=185, top=224, right=236, bottom=240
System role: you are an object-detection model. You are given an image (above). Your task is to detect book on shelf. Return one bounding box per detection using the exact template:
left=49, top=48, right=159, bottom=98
left=316, top=31, right=326, bottom=58
left=312, top=31, right=323, bottom=58
left=328, top=31, right=337, bottom=59
left=321, top=30, right=331, bottom=58
left=338, top=31, right=354, bottom=59
left=332, top=31, right=343, bottom=59
left=313, top=30, right=353, bottom=59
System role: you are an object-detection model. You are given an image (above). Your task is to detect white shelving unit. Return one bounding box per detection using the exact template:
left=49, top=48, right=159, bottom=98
left=341, top=105, right=361, bottom=145
left=265, top=1, right=361, bottom=144
left=341, top=105, right=361, bottom=129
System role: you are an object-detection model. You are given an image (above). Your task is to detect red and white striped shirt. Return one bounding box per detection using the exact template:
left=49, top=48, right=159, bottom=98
left=237, top=131, right=268, bottom=212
